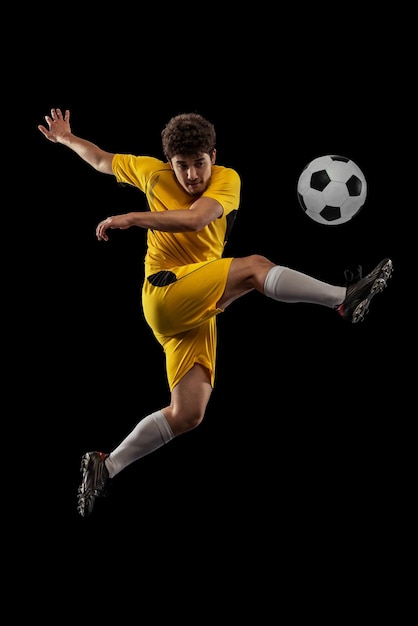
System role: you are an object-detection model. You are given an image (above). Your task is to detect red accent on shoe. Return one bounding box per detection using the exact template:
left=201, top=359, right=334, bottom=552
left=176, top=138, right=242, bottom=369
left=336, top=303, right=345, bottom=317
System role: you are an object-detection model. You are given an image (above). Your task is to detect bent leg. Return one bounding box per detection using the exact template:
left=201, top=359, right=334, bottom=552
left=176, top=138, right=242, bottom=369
left=218, top=255, right=346, bottom=310
left=105, top=364, right=212, bottom=478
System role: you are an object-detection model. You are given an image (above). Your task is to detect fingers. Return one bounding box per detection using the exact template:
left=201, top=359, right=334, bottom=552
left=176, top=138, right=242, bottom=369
left=42, top=110, right=58, bottom=130
left=40, top=107, right=71, bottom=139
left=96, top=217, right=111, bottom=241
left=38, top=125, right=49, bottom=138
left=96, top=224, right=107, bottom=241
left=48, top=108, right=70, bottom=124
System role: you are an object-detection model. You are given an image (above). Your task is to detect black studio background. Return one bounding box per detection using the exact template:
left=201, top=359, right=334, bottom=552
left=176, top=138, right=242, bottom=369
left=16, top=13, right=412, bottom=620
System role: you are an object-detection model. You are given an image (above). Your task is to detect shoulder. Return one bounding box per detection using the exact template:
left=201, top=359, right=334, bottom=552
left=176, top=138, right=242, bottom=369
left=211, top=164, right=240, bottom=181
left=203, top=165, right=241, bottom=211
left=210, top=165, right=241, bottom=191
left=112, top=155, right=172, bottom=187
left=113, top=154, right=169, bottom=173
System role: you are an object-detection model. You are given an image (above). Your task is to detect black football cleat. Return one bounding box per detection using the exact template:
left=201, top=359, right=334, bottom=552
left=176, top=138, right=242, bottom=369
left=77, top=451, right=110, bottom=518
left=336, top=258, right=393, bottom=323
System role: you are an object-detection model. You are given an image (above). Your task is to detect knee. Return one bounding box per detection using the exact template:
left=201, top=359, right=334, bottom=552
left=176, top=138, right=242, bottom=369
left=248, top=254, right=271, bottom=269
left=243, top=255, right=275, bottom=290
left=184, top=410, right=205, bottom=432
left=170, top=407, right=205, bottom=435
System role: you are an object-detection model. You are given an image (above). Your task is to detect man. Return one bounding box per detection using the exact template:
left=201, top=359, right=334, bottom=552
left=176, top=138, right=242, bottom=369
left=38, top=108, right=393, bottom=517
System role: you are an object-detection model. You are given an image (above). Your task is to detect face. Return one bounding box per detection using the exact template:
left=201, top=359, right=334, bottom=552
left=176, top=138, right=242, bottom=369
left=170, top=150, right=216, bottom=196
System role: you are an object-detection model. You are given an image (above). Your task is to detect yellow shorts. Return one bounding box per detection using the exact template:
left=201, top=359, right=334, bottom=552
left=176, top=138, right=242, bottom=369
left=142, top=258, right=233, bottom=390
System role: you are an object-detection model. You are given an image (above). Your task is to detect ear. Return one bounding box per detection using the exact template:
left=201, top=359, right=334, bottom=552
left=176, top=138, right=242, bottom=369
left=168, top=159, right=174, bottom=170
left=211, top=149, right=217, bottom=164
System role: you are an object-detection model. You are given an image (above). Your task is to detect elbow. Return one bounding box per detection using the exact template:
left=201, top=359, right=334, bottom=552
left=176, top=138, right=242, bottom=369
left=187, top=215, right=211, bottom=232
left=188, top=223, right=204, bottom=233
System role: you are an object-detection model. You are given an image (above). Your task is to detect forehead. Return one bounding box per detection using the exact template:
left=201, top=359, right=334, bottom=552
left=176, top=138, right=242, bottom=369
left=171, top=152, right=210, bottom=165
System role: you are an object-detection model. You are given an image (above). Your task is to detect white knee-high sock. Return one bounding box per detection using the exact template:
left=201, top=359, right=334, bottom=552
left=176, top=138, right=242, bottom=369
left=105, top=410, right=174, bottom=478
left=264, top=266, right=346, bottom=309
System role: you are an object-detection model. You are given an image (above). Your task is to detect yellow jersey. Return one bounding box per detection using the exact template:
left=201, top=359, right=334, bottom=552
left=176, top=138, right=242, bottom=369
left=112, top=155, right=241, bottom=276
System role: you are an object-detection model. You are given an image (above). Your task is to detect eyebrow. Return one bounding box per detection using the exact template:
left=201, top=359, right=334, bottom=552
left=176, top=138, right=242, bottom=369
left=174, top=156, right=206, bottom=165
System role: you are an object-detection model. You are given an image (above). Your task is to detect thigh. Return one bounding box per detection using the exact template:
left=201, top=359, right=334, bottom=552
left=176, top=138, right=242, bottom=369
left=142, top=258, right=233, bottom=337
left=171, top=363, right=213, bottom=414
left=160, top=317, right=217, bottom=391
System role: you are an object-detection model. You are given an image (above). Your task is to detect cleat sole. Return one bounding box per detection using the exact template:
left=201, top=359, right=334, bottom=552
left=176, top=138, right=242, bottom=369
left=351, top=261, right=393, bottom=323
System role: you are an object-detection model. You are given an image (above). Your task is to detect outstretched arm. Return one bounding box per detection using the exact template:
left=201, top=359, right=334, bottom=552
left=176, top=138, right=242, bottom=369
left=38, top=108, right=115, bottom=175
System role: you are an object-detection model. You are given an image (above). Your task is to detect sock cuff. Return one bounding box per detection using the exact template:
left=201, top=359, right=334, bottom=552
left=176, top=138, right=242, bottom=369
left=264, top=265, right=286, bottom=298
left=152, top=410, right=174, bottom=444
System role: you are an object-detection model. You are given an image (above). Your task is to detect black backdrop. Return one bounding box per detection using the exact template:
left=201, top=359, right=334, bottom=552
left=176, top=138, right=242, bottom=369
left=18, top=21, right=411, bottom=620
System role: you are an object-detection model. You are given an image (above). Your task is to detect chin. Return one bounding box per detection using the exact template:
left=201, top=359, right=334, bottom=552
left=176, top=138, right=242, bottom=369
left=187, top=185, right=202, bottom=194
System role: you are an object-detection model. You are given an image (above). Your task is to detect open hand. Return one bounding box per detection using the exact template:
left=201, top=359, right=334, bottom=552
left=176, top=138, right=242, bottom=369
left=38, top=108, right=71, bottom=142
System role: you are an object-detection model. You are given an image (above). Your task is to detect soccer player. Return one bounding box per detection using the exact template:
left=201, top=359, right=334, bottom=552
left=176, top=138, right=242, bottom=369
left=38, top=108, right=393, bottom=517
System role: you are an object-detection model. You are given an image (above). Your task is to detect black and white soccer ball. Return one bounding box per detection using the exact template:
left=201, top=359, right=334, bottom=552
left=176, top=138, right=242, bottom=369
left=297, top=155, right=367, bottom=225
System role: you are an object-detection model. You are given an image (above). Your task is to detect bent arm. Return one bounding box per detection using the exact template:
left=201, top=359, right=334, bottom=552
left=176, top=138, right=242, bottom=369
left=38, top=108, right=115, bottom=175
left=96, top=196, right=223, bottom=241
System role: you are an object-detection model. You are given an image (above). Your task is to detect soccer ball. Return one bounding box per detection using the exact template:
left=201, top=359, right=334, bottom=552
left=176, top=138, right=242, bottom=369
left=297, top=155, right=367, bottom=225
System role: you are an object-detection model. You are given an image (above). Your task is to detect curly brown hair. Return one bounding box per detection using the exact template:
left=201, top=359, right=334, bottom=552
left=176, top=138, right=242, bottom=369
left=161, top=113, right=216, bottom=160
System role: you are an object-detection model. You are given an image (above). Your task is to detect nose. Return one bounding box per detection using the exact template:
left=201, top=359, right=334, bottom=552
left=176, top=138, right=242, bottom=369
left=187, top=166, right=198, bottom=180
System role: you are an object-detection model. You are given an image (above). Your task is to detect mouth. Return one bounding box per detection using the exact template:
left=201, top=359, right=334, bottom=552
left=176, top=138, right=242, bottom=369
left=186, top=181, right=202, bottom=192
